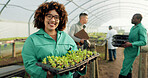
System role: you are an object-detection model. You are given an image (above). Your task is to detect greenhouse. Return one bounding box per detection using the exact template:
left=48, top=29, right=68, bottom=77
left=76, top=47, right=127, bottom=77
left=1, top=0, right=148, bottom=38
left=0, top=0, right=148, bottom=78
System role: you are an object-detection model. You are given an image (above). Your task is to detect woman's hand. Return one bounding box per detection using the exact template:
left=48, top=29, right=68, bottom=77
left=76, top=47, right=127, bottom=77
left=47, top=71, right=54, bottom=78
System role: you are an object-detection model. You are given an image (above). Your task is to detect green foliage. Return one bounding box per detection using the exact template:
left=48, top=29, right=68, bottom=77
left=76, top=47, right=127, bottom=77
left=98, top=37, right=105, bottom=40
left=88, top=32, right=106, bottom=38
left=89, top=32, right=106, bottom=41
left=117, top=29, right=125, bottom=35
left=99, top=53, right=105, bottom=60
left=0, top=37, right=27, bottom=41
left=42, top=49, right=98, bottom=69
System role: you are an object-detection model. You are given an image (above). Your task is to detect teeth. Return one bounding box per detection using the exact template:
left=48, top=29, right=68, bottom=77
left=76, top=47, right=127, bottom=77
left=47, top=22, right=55, bottom=25
left=50, top=24, right=55, bottom=25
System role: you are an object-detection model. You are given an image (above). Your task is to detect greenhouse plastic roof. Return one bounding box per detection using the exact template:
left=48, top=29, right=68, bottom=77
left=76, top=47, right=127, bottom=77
left=1, top=0, right=148, bottom=38
left=1, top=0, right=148, bottom=27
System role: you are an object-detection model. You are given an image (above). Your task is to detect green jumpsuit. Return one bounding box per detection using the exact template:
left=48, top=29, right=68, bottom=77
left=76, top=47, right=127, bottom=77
left=120, top=23, right=147, bottom=76
left=22, top=29, right=86, bottom=78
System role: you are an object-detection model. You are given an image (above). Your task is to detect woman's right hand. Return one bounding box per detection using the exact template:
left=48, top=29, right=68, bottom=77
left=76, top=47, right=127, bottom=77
left=47, top=71, right=54, bottom=78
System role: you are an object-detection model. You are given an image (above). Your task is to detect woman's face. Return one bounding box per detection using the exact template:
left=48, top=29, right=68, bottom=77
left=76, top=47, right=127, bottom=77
left=44, top=10, right=60, bottom=31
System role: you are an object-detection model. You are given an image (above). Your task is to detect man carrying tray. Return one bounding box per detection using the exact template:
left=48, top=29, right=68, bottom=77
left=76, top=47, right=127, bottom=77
left=69, top=13, right=90, bottom=51
left=119, top=13, right=147, bottom=78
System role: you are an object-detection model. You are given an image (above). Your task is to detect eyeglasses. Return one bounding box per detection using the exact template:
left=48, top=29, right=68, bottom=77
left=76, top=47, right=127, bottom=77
left=46, top=14, right=59, bottom=20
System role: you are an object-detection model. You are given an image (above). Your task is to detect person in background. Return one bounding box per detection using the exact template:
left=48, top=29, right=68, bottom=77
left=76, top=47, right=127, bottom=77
left=106, top=26, right=117, bottom=61
left=119, top=13, right=147, bottom=78
left=69, top=13, right=89, bottom=78
left=21, top=1, right=86, bottom=78
left=69, top=13, right=89, bottom=50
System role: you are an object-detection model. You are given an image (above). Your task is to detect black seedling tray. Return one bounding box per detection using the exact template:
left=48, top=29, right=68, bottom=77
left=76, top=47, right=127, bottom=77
left=36, top=53, right=100, bottom=75
left=112, top=35, right=129, bottom=47
left=113, top=35, right=129, bottom=39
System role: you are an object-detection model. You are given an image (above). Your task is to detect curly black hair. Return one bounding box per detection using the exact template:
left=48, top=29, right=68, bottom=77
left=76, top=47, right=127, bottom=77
left=34, top=1, right=68, bottom=31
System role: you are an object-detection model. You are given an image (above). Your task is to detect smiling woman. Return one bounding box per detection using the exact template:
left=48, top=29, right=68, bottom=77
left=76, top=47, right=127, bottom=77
left=21, top=1, right=87, bottom=78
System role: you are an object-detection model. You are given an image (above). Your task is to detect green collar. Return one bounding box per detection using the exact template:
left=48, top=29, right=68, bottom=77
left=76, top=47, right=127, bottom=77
left=36, top=28, right=46, bottom=35
left=136, top=23, right=141, bottom=27
left=133, top=23, right=141, bottom=28
left=36, top=28, right=62, bottom=39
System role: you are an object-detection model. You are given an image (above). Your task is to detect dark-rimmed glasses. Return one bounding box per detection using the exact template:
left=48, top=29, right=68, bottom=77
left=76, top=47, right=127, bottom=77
left=46, top=14, right=59, bottom=20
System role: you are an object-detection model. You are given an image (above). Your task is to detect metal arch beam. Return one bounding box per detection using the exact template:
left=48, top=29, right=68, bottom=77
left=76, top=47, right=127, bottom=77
left=64, top=1, right=71, bottom=6
left=84, top=10, right=119, bottom=28
left=68, top=1, right=148, bottom=25
left=68, top=0, right=91, bottom=15
left=88, top=11, right=132, bottom=26
left=89, top=14, right=119, bottom=27
left=88, top=15, right=116, bottom=29
left=88, top=18, right=105, bottom=27
left=68, top=0, right=110, bottom=25
left=88, top=9, right=144, bottom=29
left=88, top=7, right=147, bottom=27
left=88, top=13, right=119, bottom=27
left=88, top=5, right=148, bottom=23
left=86, top=4, right=148, bottom=26
left=0, top=1, right=71, bottom=12
left=88, top=6, right=121, bottom=24
left=0, top=3, right=34, bottom=12
left=88, top=7, right=121, bottom=26
left=87, top=15, right=116, bottom=29
left=89, top=11, right=127, bottom=27
left=88, top=9, right=142, bottom=26
left=89, top=15, right=122, bottom=29
left=67, top=1, right=120, bottom=25
left=89, top=1, right=148, bottom=16
left=87, top=1, right=148, bottom=19
left=0, top=0, right=11, bottom=15
left=66, top=1, right=91, bottom=26
left=88, top=9, right=139, bottom=27
left=28, top=0, right=48, bottom=36
left=67, top=0, right=93, bottom=25
left=87, top=5, right=148, bottom=26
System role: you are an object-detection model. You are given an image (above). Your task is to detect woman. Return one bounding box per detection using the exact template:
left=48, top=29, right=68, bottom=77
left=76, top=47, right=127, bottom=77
left=22, top=1, right=86, bottom=78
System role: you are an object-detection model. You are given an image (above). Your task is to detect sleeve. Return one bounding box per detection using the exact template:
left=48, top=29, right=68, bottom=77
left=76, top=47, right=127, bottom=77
left=72, top=41, right=78, bottom=51
left=69, top=24, right=81, bottom=42
left=114, top=30, right=117, bottom=35
left=21, top=37, right=47, bottom=78
left=132, top=27, right=147, bottom=47
left=106, top=31, right=110, bottom=40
